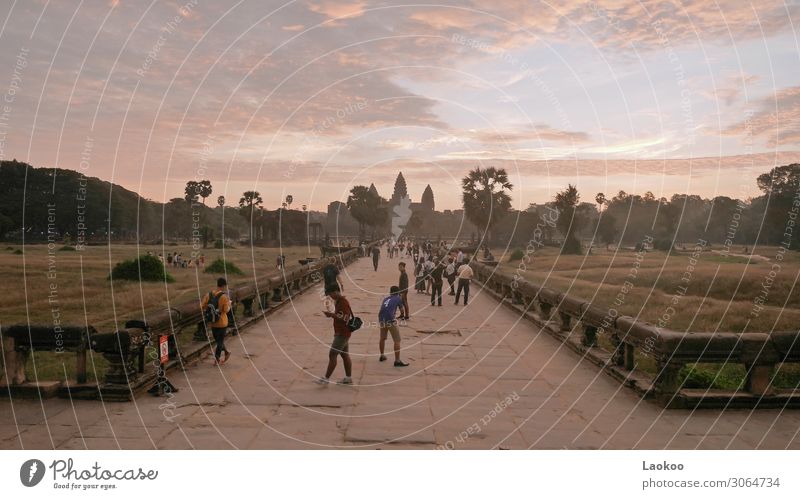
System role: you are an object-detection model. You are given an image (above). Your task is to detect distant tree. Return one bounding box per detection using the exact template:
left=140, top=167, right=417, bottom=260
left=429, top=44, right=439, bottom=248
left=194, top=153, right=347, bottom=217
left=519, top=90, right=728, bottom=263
left=757, top=163, right=800, bottom=196
left=285, top=194, right=293, bottom=209
left=238, top=191, right=263, bottom=237
left=184, top=181, right=199, bottom=204
left=756, top=163, right=800, bottom=248
left=595, top=192, right=606, bottom=213
left=461, top=166, right=513, bottom=245
left=554, top=184, right=582, bottom=254
left=197, top=180, right=213, bottom=205
left=596, top=212, right=618, bottom=249
left=347, top=185, right=388, bottom=240
left=217, top=195, right=225, bottom=207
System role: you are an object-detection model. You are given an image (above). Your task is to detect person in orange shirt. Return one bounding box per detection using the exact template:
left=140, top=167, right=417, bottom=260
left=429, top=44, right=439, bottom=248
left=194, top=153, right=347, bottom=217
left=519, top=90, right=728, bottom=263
left=201, top=277, right=232, bottom=365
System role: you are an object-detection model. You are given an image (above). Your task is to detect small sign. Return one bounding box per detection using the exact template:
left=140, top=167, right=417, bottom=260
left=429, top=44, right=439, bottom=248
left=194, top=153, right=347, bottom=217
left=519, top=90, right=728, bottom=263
left=159, top=336, right=169, bottom=364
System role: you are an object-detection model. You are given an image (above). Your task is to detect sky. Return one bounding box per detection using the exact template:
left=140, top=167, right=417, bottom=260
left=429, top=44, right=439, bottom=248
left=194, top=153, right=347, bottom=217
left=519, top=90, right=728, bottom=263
left=0, top=0, right=799, bottom=211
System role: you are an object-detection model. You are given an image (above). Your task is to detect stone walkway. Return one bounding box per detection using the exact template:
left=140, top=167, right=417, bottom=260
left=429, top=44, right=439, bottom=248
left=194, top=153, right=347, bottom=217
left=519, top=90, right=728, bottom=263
left=2, top=254, right=800, bottom=449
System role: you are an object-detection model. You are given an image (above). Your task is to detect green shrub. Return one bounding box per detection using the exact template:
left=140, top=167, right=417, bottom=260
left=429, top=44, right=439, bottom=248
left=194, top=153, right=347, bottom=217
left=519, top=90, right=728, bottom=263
left=58, top=245, right=76, bottom=251
left=12, top=249, right=22, bottom=255
left=653, top=238, right=673, bottom=251
left=508, top=248, right=524, bottom=261
left=560, top=238, right=582, bottom=255
left=205, top=258, right=243, bottom=275
left=5, top=246, right=13, bottom=251
left=109, top=255, right=174, bottom=282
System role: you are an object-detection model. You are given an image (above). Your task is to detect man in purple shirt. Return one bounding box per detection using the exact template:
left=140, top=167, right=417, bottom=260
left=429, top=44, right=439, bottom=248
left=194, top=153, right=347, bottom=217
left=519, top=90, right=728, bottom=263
left=378, top=286, right=409, bottom=367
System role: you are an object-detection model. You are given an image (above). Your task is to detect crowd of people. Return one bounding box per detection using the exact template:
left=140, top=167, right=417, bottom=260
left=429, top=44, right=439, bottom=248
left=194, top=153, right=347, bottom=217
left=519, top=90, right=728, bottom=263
left=314, top=237, right=475, bottom=385
left=153, top=250, right=206, bottom=269
left=198, top=237, right=475, bottom=385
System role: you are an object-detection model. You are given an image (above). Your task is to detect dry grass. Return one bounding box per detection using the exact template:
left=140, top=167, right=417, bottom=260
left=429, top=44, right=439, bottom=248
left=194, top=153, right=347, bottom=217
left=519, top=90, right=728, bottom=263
left=0, top=243, right=316, bottom=329
left=499, top=245, right=800, bottom=334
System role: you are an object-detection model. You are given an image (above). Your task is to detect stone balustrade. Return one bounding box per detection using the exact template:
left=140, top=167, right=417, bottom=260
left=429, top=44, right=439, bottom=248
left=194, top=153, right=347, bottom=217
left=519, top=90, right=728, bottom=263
left=1, top=243, right=375, bottom=401
left=472, top=261, right=800, bottom=409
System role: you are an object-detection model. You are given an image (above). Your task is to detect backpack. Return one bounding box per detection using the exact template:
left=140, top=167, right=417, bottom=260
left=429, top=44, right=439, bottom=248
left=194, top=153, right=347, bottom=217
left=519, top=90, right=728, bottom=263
left=204, top=291, right=223, bottom=324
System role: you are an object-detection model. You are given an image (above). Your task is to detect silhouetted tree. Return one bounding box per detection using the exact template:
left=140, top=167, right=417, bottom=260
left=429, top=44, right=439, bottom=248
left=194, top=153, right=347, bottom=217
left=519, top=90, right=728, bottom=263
left=461, top=166, right=513, bottom=246
left=554, top=184, right=582, bottom=254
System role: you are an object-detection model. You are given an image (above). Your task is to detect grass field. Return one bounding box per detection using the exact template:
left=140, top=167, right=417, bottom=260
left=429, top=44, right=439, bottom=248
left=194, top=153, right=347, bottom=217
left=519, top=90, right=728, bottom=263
left=500, top=244, right=800, bottom=390
left=500, top=244, right=800, bottom=334
left=0, top=243, right=318, bottom=382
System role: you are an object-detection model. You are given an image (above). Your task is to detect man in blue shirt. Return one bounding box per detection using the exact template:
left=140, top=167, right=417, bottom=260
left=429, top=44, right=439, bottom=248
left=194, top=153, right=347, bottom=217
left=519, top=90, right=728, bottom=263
left=378, top=286, right=409, bottom=367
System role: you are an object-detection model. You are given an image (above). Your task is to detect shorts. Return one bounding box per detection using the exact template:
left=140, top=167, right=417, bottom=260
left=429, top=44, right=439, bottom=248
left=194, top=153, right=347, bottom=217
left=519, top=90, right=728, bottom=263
left=330, top=335, right=350, bottom=354
left=380, top=323, right=401, bottom=342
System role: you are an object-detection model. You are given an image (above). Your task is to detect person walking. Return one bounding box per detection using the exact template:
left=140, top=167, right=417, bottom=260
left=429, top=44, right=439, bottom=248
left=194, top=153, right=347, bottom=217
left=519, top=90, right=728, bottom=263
left=445, top=257, right=456, bottom=295
left=371, top=244, right=380, bottom=271
left=378, top=286, right=409, bottom=367
left=201, top=277, right=233, bottom=365
left=316, top=284, right=354, bottom=385
left=430, top=257, right=445, bottom=306
left=322, top=256, right=344, bottom=294
left=398, top=261, right=410, bottom=320
left=455, top=260, right=474, bottom=306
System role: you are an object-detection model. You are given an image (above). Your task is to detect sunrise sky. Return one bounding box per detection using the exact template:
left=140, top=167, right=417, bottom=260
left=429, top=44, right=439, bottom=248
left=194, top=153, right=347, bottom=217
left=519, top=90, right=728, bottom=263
left=0, top=1, right=798, bottom=210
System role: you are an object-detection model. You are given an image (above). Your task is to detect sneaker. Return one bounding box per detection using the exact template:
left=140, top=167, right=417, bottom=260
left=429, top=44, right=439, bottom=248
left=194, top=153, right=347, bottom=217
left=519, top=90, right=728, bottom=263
left=394, top=360, right=409, bottom=367
left=338, top=377, right=353, bottom=385
left=314, top=377, right=330, bottom=385
left=379, top=355, right=387, bottom=362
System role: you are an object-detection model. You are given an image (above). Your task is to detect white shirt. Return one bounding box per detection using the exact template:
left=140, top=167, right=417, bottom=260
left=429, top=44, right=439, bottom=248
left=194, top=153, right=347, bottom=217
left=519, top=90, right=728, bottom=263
left=457, top=264, right=473, bottom=280
left=456, top=251, right=464, bottom=263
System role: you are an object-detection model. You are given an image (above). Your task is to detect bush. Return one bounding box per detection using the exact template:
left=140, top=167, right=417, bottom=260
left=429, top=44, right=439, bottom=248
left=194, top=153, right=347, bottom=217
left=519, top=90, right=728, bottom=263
left=560, top=237, right=582, bottom=255
left=653, top=238, right=673, bottom=251
left=109, top=255, right=174, bottom=282
left=205, top=258, right=243, bottom=275
left=508, top=248, right=524, bottom=261
left=214, top=240, right=235, bottom=249
left=58, top=245, right=76, bottom=251
left=5, top=246, right=13, bottom=251
left=12, top=249, right=22, bottom=255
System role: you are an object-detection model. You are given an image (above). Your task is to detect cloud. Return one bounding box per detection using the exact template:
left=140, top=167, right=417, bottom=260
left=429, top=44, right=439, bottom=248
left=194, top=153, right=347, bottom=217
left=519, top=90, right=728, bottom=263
left=723, top=86, right=800, bottom=147
left=470, top=125, right=591, bottom=144
left=308, top=0, right=367, bottom=22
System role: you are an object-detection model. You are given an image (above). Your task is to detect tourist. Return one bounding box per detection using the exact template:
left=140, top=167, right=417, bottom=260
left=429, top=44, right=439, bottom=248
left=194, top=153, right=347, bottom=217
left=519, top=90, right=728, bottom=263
left=424, top=255, right=435, bottom=294
left=455, top=259, right=474, bottom=306
left=371, top=244, right=380, bottom=271
left=414, top=258, right=426, bottom=293
left=398, top=262, right=410, bottom=320
left=316, top=284, right=354, bottom=384
left=456, top=249, right=464, bottom=265
left=201, top=277, right=233, bottom=365
left=378, top=286, right=409, bottom=367
left=199, top=253, right=205, bottom=268
left=322, top=256, right=344, bottom=295
left=430, top=257, right=444, bottom=306
left=445, top=257, right=456, bottom=295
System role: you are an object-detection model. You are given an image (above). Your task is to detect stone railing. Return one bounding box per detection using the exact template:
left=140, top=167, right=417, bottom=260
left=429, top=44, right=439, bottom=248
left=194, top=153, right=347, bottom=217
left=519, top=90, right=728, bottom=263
left=472, top=262, right=800, bottom=409
left=1, top=243, right=377, bottom=401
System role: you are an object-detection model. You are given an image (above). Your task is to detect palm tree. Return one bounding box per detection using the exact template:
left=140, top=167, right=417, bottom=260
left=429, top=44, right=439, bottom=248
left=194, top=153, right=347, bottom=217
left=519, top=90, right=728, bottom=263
left=554, top=184, right=582, bottom=254
left=595, top=192, right=606, bottom=213
left=184, top=181, right=199, bottom=203
left=238, top=191, right=263, bottom=236
left=461, top=166, right=513, bottom=246
left=197, top=180, right=213, bottom=205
